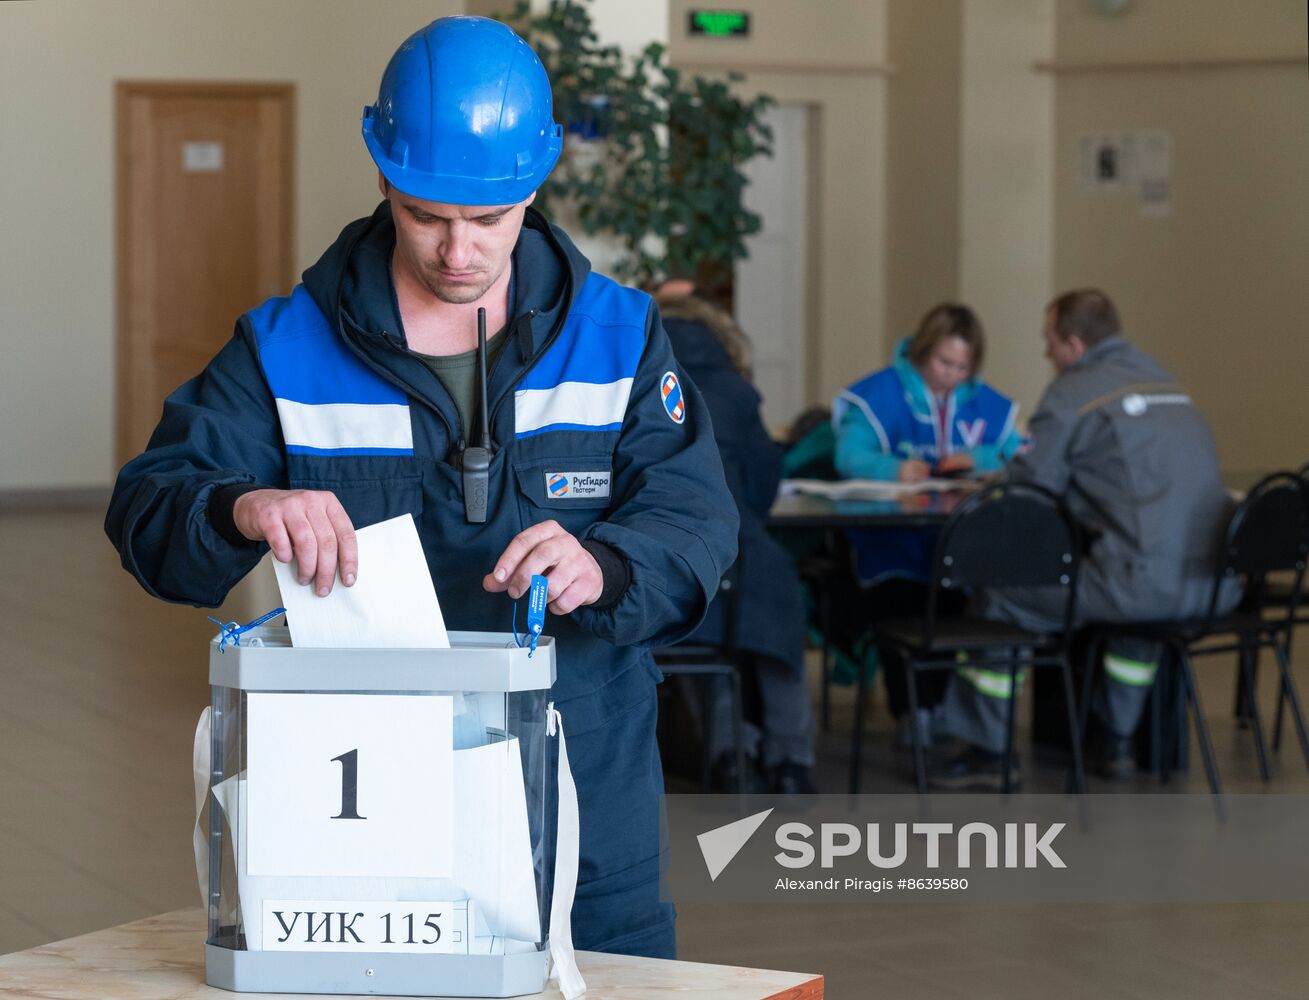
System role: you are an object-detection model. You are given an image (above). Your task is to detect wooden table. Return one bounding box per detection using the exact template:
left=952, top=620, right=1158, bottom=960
left=0, top=909, right=823, bottom=999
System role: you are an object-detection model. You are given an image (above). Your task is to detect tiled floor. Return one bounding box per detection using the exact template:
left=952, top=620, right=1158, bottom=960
left=2, top=505, right=1308, bottom=996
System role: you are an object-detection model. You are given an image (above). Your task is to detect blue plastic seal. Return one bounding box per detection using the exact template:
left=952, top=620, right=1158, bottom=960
left=208, top=607, right=286, bottom=653
left=526, top=574, right=548, bottom=637
left=511, top=575, right=549, bottom=656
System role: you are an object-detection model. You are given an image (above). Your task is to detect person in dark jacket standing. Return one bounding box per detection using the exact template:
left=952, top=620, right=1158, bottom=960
left=105, top=17, right=737, bottom=959
left=656, top=283, right=816, bottom=794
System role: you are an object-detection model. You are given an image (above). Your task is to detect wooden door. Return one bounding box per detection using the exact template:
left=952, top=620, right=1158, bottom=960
left=116, top=82, right=294, bottom=466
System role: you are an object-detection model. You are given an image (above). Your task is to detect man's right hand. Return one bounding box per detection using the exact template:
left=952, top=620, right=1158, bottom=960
left=232, top=489, right=358, bottom=596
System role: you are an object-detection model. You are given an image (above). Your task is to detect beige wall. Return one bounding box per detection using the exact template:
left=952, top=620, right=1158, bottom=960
left=0, top=0, right=458, bottom=491
left=959, top=0, right=1055, bottom=419
left=1055, top=0, right=1304, bottom=63
left=884, top=0, right=963, bottom=341
left=668, top=0, right=889, bottom=406
left=885, top=0, right=1055, bottom=421
left=1052, top=0, right=1309, bottom=469
left=670, top=0, right=885, bottom=72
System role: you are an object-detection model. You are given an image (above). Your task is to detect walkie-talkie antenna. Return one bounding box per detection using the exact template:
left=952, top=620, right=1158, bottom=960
left=462, top=307, right=492, bottom=523
left=477, top=307, right=491, bottom=450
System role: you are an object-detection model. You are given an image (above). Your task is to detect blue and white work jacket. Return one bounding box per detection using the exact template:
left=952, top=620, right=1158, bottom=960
left=832, top=338, right=1022, bottom=584
left=107, top=205, right=738, bottom=735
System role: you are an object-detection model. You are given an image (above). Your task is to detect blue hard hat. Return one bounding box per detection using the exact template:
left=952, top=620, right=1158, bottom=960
left=362, top=17, right=564, bottom=206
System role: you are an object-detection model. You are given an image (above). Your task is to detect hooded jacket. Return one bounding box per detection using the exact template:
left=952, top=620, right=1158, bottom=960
left=106, top=204, right=739, bottom=735
left=832, top=337, right=1022, bottom=584
left=660, top=295, right=806, bottom=682
left=833, top=336, right=1022, bottom=482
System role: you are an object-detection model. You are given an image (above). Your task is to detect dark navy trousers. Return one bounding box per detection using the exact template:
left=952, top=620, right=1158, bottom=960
left=555, top=686, right=676, bottom=958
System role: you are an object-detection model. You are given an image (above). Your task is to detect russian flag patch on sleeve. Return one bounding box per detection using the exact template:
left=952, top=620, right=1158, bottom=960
left=660, top=371, right=686, bottom=424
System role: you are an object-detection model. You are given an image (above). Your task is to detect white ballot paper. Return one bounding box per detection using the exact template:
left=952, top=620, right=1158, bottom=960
left=454, top=738, right=541, bottom=944
left=273, top=513, right=450, bottom=648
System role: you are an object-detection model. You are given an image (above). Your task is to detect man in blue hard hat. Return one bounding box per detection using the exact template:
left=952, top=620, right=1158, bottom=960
left=107, top=16, right=738, bottom=959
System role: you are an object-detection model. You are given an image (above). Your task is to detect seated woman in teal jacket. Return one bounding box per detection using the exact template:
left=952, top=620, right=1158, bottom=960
left=831, top=303, right=1023, bottom=729
left=834, top=303, right=1022, bottom=494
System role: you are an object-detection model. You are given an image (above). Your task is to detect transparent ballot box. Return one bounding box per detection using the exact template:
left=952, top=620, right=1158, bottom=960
left=201, top=627, right=561, bottom=997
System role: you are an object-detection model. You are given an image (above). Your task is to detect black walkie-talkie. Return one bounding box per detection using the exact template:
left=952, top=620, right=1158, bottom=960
left=462, top=307, right=491, bottom=523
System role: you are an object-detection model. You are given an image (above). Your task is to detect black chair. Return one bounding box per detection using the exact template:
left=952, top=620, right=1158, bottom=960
left=1267, top=462, right=1309, bottom=752
left=653, top=566, right=748, bottom=792
left=850, top=483, right=1087, bottom=795
left=1265, top=462, right=1309, bottom=618
left=1080, top=471, right=1309, bottom=795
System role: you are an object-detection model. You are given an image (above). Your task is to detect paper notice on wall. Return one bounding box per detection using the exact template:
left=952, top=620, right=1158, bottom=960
left=1078, top=133, right=1135, bottom=193
left=1136, top=129, right=1173, bottom=218
left=1077, top=129, right=1171, bottom=216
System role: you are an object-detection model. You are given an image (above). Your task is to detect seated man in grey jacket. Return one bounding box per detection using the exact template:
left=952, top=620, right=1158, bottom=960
left=932, top=289, right=1239, bottom=788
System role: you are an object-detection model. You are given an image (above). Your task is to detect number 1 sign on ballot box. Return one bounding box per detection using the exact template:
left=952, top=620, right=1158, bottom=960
left=245, top=693, right=454, bottom=878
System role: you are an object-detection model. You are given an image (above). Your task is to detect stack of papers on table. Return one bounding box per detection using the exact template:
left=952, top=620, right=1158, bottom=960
left=778, top=478, right=978, bottom=500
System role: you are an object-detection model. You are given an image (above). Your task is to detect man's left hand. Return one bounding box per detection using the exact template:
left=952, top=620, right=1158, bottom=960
left=483, top=520, right=604, bottom=615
